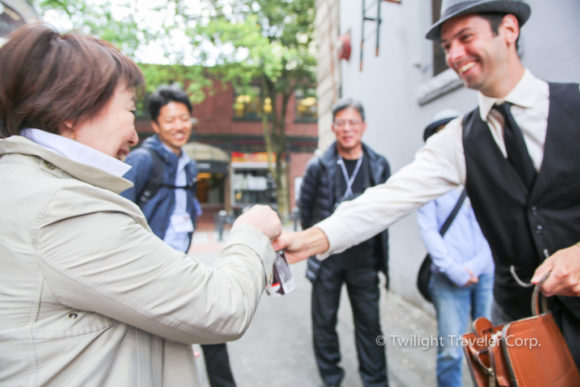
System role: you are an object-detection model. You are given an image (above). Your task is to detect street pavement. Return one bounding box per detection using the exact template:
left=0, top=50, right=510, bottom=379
left=189, top=227, right=472, bottom=387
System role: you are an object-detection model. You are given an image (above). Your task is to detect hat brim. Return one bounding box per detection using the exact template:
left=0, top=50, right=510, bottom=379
left=425, top=1, right=531, bottom=41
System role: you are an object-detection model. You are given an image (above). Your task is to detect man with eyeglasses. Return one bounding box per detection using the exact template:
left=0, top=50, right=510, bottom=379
left=298, top=97, right=391, bottom=387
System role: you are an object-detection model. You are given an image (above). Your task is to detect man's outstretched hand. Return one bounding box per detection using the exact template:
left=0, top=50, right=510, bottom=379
left=272, top=227, right=330, bottom=264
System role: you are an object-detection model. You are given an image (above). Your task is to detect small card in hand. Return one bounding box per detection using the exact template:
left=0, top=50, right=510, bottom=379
left=272, top=251, right=296, bottom=295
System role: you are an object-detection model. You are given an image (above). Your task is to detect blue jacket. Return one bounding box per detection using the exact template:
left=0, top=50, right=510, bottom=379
left=121, top=136, right=198, bottom=245
left=299, top=142, right=391, bottom=282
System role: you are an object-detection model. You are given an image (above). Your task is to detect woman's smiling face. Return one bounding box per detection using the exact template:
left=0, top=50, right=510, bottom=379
left=68, top=84, right=139, bottom=161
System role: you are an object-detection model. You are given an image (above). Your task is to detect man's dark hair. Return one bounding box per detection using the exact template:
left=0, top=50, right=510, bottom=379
left=331, top=97, right=365, bottom=122
left=480, top=13, right=521, bottom=51
left=148, top=85, right=193, bottom=123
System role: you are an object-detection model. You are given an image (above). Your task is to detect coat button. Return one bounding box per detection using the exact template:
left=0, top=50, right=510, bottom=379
left=536, top=224, right=543, bottom=234
left=68, top=312, right=78, bottom=319
left=42, top=160, right=56, bottom=170
left=530, top=206, right=537, bottom=215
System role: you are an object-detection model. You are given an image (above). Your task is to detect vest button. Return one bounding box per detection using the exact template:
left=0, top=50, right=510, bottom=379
left=530, top=206, right=537, bottom=215
left=68, top=312, right=78, bottom=319
left=536, top=224, right=543, bottom=234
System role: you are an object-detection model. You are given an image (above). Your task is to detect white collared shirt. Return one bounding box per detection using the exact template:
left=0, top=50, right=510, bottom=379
left=20, top=128, right=131, bottom=177
left=477, top=70, right=549, bottom=170
left=316, top=70, right=577, bottom=257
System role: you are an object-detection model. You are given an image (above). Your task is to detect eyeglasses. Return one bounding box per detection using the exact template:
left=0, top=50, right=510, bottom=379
left=333, top=119, right=362, bottom=128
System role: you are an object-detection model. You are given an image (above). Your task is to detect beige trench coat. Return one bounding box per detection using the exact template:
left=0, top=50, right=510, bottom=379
left=0, top=136, right=276, bottom=386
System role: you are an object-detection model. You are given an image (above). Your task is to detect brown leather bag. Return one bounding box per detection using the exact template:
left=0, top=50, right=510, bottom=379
left=462, top=274, right=580, bottom=387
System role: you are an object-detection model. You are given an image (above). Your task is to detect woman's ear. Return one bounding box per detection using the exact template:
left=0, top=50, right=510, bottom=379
left=58, top=120, right=76, bottom=140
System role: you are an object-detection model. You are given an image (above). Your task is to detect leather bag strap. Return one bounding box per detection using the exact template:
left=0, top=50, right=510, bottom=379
left=532, top=271, right=551, bottom=316
left=510, top=266, right=550, bottom=316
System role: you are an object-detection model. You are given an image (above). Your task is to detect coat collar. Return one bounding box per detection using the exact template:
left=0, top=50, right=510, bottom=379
left=0, top=136, right=133, bottom=194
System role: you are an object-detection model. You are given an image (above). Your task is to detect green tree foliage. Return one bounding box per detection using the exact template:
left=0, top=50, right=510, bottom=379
left=34, top=0, right=211, bottom=104
left=35, top=0, right=144, bottom=57
left=34, top=0, right=317, bottom=217
left=193, top=0, right=317, bottom=217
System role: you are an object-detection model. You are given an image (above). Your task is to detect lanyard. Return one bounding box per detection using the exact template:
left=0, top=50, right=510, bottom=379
left=337, top=155, right=363, bottom=199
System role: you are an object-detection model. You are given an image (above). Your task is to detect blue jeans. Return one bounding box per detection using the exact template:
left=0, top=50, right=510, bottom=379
left=428, top=271, right=493, bottom=387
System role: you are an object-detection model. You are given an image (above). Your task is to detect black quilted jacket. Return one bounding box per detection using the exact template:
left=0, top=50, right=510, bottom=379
left=298, top=142, right=391, bottom=283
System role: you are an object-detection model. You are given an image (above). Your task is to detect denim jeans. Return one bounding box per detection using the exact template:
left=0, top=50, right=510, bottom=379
left=428, top=271, right=494, bottom=387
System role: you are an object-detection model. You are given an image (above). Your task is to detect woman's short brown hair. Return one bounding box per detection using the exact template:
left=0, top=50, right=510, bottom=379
left=0, top=24, right=144, bottom=137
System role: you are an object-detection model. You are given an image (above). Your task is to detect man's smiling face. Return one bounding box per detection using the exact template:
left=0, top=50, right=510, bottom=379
left=440, top=14, right=510, bottom=95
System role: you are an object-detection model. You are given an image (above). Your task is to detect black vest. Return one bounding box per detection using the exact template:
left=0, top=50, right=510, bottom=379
left=463, top=83, right=580, bottom=319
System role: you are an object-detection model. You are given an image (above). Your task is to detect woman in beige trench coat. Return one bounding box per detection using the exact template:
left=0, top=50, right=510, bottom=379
left=0, top=24, right=281, bottom=386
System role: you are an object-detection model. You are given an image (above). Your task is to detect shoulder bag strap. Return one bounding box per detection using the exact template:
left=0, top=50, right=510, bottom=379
left=439, top=189, right=467, bottom=236
left=144, top=148, right=195, bottom=190
left=137, top=148, right=164, bottom=204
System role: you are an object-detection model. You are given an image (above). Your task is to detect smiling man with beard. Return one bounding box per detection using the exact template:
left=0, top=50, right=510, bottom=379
left=275, top=0, right=580, bottom=372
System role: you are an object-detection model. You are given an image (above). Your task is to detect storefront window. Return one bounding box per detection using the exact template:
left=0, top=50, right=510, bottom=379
left=230, top=152, right=277, bottom=214
left=295, top=88, right=317, bottom=122
left=232, top=170, right=276, bottom=207
left=233, top=86, right=270, bottom=120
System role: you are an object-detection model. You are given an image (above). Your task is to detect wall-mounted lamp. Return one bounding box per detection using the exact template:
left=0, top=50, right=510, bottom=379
left=337, top=33, right=351, bottom=61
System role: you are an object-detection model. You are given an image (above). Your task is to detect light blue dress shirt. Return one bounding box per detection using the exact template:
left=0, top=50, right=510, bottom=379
left=417, top=188, right=494, bottom=286
left=162, top=144, right=193, bottom=253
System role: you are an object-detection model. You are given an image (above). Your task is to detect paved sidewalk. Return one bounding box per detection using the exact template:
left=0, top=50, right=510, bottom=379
left=189, top=228, right=471, bottom=387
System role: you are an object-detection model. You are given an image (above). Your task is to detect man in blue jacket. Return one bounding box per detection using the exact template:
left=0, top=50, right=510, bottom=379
left=122, top=85, right=237, bottom=387
left=299, top=97, right=391, bottom=387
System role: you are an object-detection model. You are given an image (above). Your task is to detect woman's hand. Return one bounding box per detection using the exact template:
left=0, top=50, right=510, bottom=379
left=233, top=205, right=282, bottom=240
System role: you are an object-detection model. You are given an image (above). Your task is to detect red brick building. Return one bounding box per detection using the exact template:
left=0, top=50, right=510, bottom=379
left=136, top=80, right=318, bottom=219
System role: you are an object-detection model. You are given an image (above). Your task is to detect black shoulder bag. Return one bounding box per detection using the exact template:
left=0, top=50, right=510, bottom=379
left=416, top=189, right=467, bottom=302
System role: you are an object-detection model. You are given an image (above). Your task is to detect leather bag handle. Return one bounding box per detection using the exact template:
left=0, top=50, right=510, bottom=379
left=531, top=271, right=550, bottom=316
left=510, top=265, right=550, bottom=316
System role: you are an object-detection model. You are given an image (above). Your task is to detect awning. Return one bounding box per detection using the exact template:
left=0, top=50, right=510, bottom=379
left=183, top=142, right=230, bottom=173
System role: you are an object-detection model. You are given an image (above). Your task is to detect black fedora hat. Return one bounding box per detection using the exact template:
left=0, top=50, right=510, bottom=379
left=426, top=0, right=531, bottom=41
